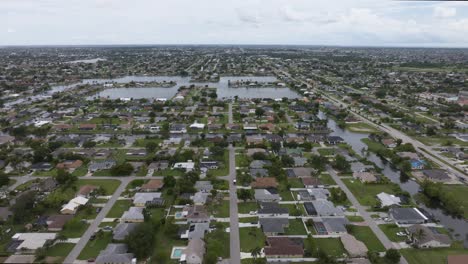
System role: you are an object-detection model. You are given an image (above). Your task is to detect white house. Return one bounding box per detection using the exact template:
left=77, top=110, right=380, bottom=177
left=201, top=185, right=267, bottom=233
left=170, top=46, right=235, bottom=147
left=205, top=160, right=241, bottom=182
left=173, top=161, right=195, bottom=172
left=60, top=196, right=89, bottom=215
left=377, top=192, right=401, bottom=207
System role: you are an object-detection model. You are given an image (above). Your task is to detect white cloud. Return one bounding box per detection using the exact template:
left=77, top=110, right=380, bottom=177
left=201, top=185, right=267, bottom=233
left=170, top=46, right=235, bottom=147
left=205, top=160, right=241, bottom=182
left=433, top=6, right=456, bottom=18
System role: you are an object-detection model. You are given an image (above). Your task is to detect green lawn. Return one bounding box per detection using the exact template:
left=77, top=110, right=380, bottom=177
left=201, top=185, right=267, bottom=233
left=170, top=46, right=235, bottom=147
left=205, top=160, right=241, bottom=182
left=209, top=200, right=230, bottom=218
left=361, top=138, right=386, bottom=154
left=308, top=238, right=347, bottom=257
left=205, top=228, right=230, bottom=258
left=207, top=150, right=229, bottom=177
left=46, top=243, right=75, bottom=257
left=78, top=232, right=113, bottom=260
left=288, top=178, right=304, bottom=188
left=319, top=173, right=336, bottom=185
left=440, top=185, right=468, bottom=219
left=239, top=217, right=259, bottom=223
left=379, top=224, right=407, bottom=242
left=346, top=122, right=379, bottom=133
left=71, top=166, right=88, bottom=177
left=153, top=168, right=185, bottom=177
left=401, top=245, right=468, bottom=264
left=236, top=154, right=250, bottom=167
left=348, top=226, right=386, bottom=252
left=285, top=219, right=307, bottom=235
left=33, top=168, right=57, bottom=177
left=106, top=200, right=132, bottom=218
left=238, top=202, right=258, bottom=214
left=342, top=178, right=398, bottom=207
left=279, top=189, right=294, bottom=201
left=239, top=227, right=266, bottom=252
left=76, top=179, right=121, bottom=195
left=149, top=208, right=167, bottom=222
left=317, top=148, right=336, bottom=156
left=60, top=222, right=89, bottom=238
left=346, top=215, right=365, bottom=222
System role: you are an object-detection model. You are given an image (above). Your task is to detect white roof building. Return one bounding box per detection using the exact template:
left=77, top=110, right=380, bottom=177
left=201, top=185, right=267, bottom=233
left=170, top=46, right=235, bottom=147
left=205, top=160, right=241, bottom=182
left=133, top=192, right=161, bottom=206
left=61, top=196, right=89, bottom=214
left=189, top=122, right=205, bottom=129
left=377, top=192, right=401, bottom=207
left=173, top=161, right=195, bottom=172
left=12, top=233, right=57, bottom=251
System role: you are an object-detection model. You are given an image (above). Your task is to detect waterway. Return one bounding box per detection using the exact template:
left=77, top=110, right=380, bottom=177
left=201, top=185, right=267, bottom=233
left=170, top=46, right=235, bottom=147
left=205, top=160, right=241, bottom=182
left=319, top=111, right=468, bottom=247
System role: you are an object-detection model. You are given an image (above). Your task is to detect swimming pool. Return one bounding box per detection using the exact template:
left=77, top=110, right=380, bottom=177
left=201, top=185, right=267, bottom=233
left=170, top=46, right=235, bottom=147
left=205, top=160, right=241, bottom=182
left=171, top=247, right=186, bottom=259
left=175, top=212, right=183, bottom=219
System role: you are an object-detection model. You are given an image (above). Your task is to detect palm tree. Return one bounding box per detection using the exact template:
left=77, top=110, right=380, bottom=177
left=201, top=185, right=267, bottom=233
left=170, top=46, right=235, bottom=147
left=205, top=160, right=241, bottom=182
left=250, top=246, right=262, bottom=259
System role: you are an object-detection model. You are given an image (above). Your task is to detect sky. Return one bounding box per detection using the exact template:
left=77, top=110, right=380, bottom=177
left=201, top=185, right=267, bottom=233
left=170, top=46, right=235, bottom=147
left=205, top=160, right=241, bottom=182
left=2, top=0, right=468, bottom=47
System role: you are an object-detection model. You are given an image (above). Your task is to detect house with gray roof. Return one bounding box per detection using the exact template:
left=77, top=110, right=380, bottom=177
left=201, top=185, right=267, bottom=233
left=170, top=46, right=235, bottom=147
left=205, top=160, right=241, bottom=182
left=194, top=181, right=213, bottom=193
left=133, top=192, right=161, bottom=207
left=407, top=224, right=451, bottom=248
left=182, top=238, right=205, bottom=264
left=121, top=207, right=144, bottom=223
left=113, top=223, right=138, bottom=241
left=181, top=223, right=210, bottom=240
left=389, top=208, right=428, bottom=225
left=96, top=243, right=135, bottom=264
left=89, top=160, right=116, bottom=172
left=260, top=218, right=289, bottom=235
left=254, top=189, right=281, bottom=203
left=310, top=200, right=344, bottom=217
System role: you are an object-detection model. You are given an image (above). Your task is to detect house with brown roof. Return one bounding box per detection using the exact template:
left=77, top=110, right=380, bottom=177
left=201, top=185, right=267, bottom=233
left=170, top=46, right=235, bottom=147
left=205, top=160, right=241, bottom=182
left=301, top=177, right=321, bottom=188
left=140, top=179, right=164, bottom=192
left=251, top=177, right=278, bottom=189
left=448, top=255, right=468, bottom=264
left=264, top=237, right=304, bottom=258
left=183, top=205, right=210, bottom=224
left=77, top=185, right=98, bottom=198
left=353, top=172, right=377, bottom=183
left=79, top=123, right=97, bottom=130
left=56, top=160, right=83, bottom=172
left=54, top=124, right=73, bottom=131
left=46, top=215, right=73, bottom=231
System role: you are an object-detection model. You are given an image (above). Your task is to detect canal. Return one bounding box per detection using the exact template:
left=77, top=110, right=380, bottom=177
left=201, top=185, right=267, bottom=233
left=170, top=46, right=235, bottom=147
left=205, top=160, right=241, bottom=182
left=319, top=111, right=468, bottom=247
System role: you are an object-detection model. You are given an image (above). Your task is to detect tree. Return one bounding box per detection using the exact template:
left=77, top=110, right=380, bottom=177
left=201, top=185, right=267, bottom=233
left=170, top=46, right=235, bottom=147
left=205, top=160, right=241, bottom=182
left=384, top=249, right=401, bottom=264
left=11, top=191, right=37, bottom=223
left=82, top=141, right=96, bottom=148
left=55, top=169, right=77, bottom=186
left=163, top=175, right=176, bottom=188
left=280, top=155, right=295, bottom=167
left=251, top=246, right=262, bottom=258
left=125, top=223, right=155, bottom=259
left=0, top=171, right=10, bottom=187
left=333, top=154, right=350, bottom=172
left=146, top=141, right=158, bottom=153
left=309, top=154, right=327, bottom=172
left=237, top=189, right=253, bottom=202
left=255, top=107, right=265, bottom=117
left=110, top=163, right=134, bottom=176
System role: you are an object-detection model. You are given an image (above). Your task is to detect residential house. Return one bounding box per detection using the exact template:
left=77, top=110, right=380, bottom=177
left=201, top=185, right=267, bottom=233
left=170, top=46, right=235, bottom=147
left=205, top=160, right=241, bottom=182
left=121, top=207, right=145, bottom=223
left=183, top=205, right=210, bottom=223
left=313, top=217, right=349, bottom=235
left=254, top=189, right=281, bottom=203
left=46, top=215, right=73, bottom=231
left=258, top=202, right=289, bottom=218
left=173, top=161, right=195, bottom=172
left=377, top=192, right=401, bottom=207
left=194, top=181, right=213, bottom=193
left=95, top=244, right=135, bottom=264
left=389, top=208, right=428, bottom=225
left=181, top=223, right=210, bottom=240
left=181, top=238, right=205, bottom=264
left=77, top=185, right=98, bottom=198
left=140, top=179, right=164, bottom=192
left=89, top=160, right=116, bottom=173
left=407, top=224, right=451, bottom=248
left=251, top=177, right=278, bottom=189
left=113, top=223, right=138, bottom=241
left=56, top=160, right=83, bottom=172
left=264, top=237, right=304, bottom=258
left=260, top=218, right=289, bottom=236
left=353, top=172, right=377, bottom=183
left=422, top=169, right=450, bottom=182
left=133, top=193, right=162, bottom=207
left=61, top=196, right=89, bottom=215
left=10, top=233, right=56, bottom=253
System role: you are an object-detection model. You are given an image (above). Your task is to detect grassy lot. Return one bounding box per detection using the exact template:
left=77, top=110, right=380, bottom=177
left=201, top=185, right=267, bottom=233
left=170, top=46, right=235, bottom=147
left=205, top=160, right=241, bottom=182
left=239, top=217, right=259, bottom=223
left=236, top=153, right=250, bottom=167
left=346, top=122, right=379, bottom=133
left=91, top=169, right=112, bottom=177
left=106, top=199, right=132, bottom=218
left=401, top=244, right=468, bottom=264
left=285, top=219, right=307, bottom=235
left=279, top=203, right=305, bottom=216
left=238, top=202, right=258, bottom=214
left=288, top=178, right=304, bottom=188
left=78, top=232, right=113, bottom=260
left=346, top=215, right=364, bottom=222
left=441, top=185, right=468, bottom=219
left=319, top=173, right=336, bottom=185
left=239, top=227, right=266, bottom=252
left=46, top=243, right=75, bottom=260
left=279, top=189, right=294, bottom=201
left=205, top=228, right=230, bottom=258
left=33, top=168, right=57, bottom=177
left=60, top=222, right=89, bottom=238
left=414, top=136, right=468, bottom=147
left=361, top=138, right=386, bottom=153
left=71, top=166, right=88, bottom=177
left=207, top=150, right=229, bottom=177
left=342, top=178, right=398, bottom=207
left=149, top=208, right=167, bottom=222
left=153, top=168, right=185, bottom=177
left=151, top=226, right=186, bottom=262
left=317, top=148, right=336, bottom=156
left=348, top=225, right=386, bottom=252
left=307, top=238, right=347, bottom=257
left=379, top=224, right=407, bottom=242
left=209, top=200, right=230, bottom=218
left=76, top=179, right=120, bottom=195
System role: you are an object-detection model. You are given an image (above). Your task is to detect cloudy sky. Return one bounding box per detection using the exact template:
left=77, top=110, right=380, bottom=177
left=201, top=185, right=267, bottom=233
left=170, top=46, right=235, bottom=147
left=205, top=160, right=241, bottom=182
left=2, top=0, right=468, bottom=47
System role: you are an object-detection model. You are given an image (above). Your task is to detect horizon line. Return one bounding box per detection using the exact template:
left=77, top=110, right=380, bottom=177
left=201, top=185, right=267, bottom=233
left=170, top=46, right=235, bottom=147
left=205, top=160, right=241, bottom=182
left=1, top=43, right=468, bottom=49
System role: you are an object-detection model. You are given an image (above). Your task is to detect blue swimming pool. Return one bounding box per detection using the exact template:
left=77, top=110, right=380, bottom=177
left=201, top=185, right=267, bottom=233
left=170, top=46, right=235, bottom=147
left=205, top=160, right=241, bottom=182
left=172, top=248, right=183, bottom=258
